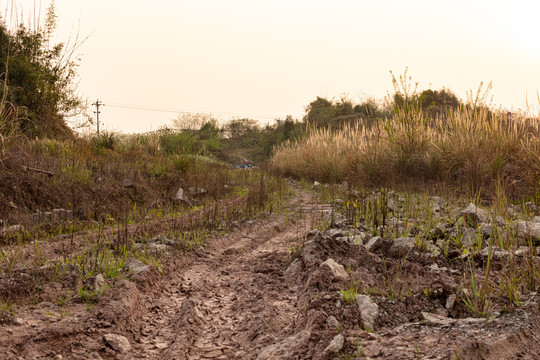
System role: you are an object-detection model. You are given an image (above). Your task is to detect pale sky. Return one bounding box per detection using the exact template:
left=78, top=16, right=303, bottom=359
left=5, top=0, right=540, bottom=133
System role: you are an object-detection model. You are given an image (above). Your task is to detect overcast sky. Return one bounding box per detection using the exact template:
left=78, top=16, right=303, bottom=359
left=5, top=0, right=540, bottom=133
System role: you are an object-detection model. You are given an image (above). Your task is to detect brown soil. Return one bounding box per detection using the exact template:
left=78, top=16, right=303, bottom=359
left=1, top=186, right=539, bottom=359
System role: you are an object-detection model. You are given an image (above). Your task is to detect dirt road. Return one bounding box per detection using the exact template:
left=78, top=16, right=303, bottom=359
left=2, top=184, right=540, bottom=360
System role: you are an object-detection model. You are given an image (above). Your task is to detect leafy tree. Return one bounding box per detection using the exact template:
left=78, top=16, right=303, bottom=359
left=418, top=88, right=461, bottom=117
left=0, top=2, right=82, bottom=137
left=304, top=97, right=338, bottom=127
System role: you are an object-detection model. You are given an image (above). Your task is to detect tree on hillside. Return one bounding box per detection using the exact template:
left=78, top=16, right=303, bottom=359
left=418, top=88, right=461, bottom=117
left=0, top=2, right=83, bottom=137
left=304, top=96, right=384, bottom=128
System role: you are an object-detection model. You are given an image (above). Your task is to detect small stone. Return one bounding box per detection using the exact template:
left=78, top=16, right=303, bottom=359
left=515, top=220, right=540, bottom=242
left=326, top=316, right=339, bottom=329
left=445, top=294, right=456, bottom=311
left=256, top=330, right=311, bottom=360
left=94, top=274, right=106, bottom=291
left=321, top=258, right=349, bottom=281
left=188, top=187, right=207, bottom=197
left=364, top=236, right=384, bottom=252
left=363, top=342, right=383, bottom=357
left=121, top=178, right=134, bottom=187
left=103, top=333, right=131, bottom=353
left=391, top=237, right=416, bottom=256
left=421, top=312, right=456, bottom=326
left=356, top=295, right=379, bottom=331
left=125, top=258, right=150, bottom=274
left=172, top=187, right=193, bottom=206
left=459, top=203, right=488, bottom=226
left=322, top=334, right=344, bottom=356
left=284, top=259, right=301, bottom=276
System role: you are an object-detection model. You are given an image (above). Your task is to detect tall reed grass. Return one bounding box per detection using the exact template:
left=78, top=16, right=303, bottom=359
left=270, top=95, right=540, bottom=200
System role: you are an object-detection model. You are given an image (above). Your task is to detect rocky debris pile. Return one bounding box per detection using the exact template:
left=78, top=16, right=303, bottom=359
left=276, top=192, right=540, bottom=359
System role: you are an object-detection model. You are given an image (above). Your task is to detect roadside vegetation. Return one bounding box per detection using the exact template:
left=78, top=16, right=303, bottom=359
left=271, top=70, right=540, bottom=204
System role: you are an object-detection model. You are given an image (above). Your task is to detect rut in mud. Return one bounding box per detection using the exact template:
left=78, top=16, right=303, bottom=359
left=134, top=190, right=324, bottom=359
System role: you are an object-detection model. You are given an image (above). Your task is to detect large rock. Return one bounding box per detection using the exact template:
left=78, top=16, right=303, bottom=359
left=321, top=259, right=349, bottom=281
left=356, top=294, right=379, bottom=331
left=459, top=203, right=488, bottom=227
left=103, top=333, right=131, bottom=353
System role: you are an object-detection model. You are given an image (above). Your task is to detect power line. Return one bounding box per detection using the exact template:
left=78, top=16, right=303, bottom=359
left=102, top=101, right=280, bottom=120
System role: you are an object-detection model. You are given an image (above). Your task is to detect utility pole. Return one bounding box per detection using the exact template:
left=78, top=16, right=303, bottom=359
left=93, top=100, right=104, bottom=135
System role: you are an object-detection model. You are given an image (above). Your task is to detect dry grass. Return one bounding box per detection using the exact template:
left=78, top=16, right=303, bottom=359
left=270, top=98, right=540, bottom=200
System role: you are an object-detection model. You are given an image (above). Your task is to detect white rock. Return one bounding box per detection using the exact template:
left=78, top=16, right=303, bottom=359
left=445, top=294, right=457, bottom=311
left=321, top=258, right=349, bottom=281
left=356, top=294, right=379, bottom=331
left=94, top=274, right=106, bottom=291
left=421, top=312, right=456, bottom=326
left=515, top=220, right=540, bottom=242
left=364, top=236, right=384, bottom=252
left=125, top=258, right=149, bottom=274
left=103, top=333, right=131, bottom=353
left=460, top=203, right=488, bottom=226
left=322, top=334, right=344, bottom=356
left=172, top=187, right=193, bottom=205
